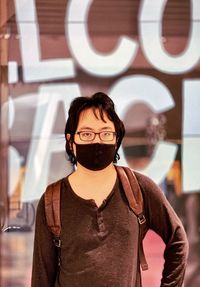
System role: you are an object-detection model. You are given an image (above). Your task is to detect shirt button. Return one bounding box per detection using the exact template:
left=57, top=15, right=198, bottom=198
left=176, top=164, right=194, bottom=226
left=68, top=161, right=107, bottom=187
left=98, top=218, right=103, bottom=224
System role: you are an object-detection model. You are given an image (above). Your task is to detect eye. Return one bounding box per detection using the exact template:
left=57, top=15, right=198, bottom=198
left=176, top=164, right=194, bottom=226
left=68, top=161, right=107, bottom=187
left=81, top=131, right=93, bottom=138
left=102, top=131, right=112, bottom=136
left=100, top=131, right=114, bottom=140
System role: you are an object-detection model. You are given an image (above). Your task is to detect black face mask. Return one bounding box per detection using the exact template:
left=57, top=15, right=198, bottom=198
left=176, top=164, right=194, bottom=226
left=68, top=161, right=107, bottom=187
left=75, top=143, right=116, bottom=171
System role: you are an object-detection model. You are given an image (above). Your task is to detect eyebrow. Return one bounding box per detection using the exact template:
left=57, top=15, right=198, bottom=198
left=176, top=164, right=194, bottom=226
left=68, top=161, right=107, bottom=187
left=78, top=126, right=114, bottom=131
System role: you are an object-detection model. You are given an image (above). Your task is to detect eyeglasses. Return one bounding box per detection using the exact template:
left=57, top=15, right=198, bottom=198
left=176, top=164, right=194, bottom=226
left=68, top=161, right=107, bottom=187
left=75, top=131, right=117, bottom=142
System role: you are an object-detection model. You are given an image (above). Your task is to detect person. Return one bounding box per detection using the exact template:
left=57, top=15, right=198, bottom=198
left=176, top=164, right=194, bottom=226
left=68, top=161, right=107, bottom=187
left=31, top=92, right=188, bottom=287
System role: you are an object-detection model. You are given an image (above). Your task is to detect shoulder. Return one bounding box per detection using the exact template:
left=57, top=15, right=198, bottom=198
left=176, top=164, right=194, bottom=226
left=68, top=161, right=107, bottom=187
left=44, top=176, right=70, bottom=198
left=132, top=170, right=171, bottom=210
left=46, top=178, right=64, bottom=190
left=116, top=165, right=165, bottom=200
left=133, top=170, right=159, bottom=191
left=126, top=167, right=167, bottom=202
left=37, top=178, right=65, bottom=210
left=117, top=165, right=159, bottom=191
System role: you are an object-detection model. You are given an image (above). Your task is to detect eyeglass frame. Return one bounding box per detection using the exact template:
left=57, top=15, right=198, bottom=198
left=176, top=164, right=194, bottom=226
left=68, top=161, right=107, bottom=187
left=75, top=131, right=117, bottom=142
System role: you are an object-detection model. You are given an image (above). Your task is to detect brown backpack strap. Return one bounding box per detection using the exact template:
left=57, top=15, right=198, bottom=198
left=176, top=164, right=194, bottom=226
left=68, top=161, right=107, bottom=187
left=116, top=165, right=148, bottom=271
left=44, top=179, right=62, bottom=247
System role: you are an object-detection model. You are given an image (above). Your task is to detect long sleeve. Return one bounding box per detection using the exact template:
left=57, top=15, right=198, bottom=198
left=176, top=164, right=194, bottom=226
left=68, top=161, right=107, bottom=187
left=31, top=194, right=58, bottom=287
left=136, top=172, right=189, bottom=287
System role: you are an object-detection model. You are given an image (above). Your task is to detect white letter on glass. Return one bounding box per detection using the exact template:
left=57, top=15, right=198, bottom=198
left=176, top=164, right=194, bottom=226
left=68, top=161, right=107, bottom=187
left=66, top=0, right=137, bottom=76
left=182, top=80, right=200, bottom=192
left=139, top=0, right=200, bottom=74
left=14, top=0, right=75, bottom=82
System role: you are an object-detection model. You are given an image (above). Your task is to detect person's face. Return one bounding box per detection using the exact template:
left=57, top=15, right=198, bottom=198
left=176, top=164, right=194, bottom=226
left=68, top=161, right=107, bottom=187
left=74, top=108, right=116, bottom=146
left=67, top=107, right=117, bottom=158
left=66, top=108, right=117, bottom=169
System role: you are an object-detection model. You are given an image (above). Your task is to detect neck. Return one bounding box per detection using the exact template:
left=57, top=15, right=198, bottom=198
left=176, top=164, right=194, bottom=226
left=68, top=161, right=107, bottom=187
left=75, top=163, right=117, bottom=182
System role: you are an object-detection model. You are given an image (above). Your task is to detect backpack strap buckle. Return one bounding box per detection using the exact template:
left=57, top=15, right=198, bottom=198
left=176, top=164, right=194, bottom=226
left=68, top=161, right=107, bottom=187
left=138, top=214, right=146, bottom=225
left=53, top=237, right=61, bottom=248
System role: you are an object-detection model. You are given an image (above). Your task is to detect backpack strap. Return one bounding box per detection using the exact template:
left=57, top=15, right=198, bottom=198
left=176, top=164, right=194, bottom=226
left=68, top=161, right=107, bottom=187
left=116, top=165, right=148, bottom=271
left=44, top=179, right=62, bottom=248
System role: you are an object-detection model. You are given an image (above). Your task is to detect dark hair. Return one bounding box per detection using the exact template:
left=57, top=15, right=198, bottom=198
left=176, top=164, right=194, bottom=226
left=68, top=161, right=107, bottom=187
left=64, top=92, right=125, bottom=165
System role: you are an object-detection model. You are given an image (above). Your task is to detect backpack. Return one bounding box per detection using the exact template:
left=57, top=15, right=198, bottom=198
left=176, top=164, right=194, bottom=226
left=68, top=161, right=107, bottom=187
left=44, top=165, right=148, bottom=271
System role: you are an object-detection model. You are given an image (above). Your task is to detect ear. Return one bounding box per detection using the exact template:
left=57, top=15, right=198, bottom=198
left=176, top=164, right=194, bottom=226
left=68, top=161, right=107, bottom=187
left=115, top=137, right=118, bottom=148
left=66, top=133, right=73, bottom=150
left=66, top=133, right=71, bottom=141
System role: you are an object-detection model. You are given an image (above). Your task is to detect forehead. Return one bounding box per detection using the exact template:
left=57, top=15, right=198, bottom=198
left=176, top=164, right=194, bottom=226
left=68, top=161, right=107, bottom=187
left=77, top=108, right=115, bottom=130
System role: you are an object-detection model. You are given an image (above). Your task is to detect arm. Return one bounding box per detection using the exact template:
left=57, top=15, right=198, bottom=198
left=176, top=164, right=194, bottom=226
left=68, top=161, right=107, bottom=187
left=136, top=172, right=189, bottom=287
left=31, top=194, right=58, bottom=287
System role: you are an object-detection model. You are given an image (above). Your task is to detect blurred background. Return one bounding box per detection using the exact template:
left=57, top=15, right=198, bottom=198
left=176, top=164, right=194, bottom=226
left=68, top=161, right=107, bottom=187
left=0, top=0, right=200, bottom=286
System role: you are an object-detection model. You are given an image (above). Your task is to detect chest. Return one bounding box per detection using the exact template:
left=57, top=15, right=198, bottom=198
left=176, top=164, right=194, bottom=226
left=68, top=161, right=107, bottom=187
left=68, top=179, right=117, bottom=208
left=59, top=186, right=140, bottom=287
left=60, top=183, right=139, bottom=250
